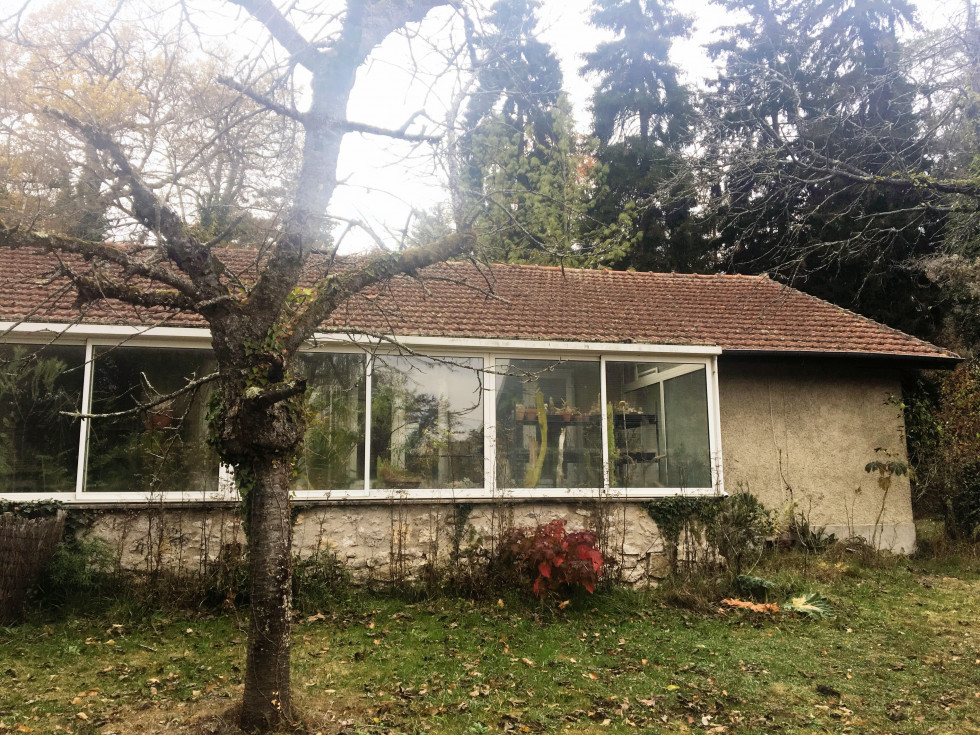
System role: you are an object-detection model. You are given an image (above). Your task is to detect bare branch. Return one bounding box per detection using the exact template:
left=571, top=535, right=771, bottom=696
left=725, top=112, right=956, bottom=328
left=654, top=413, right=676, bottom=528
left=282, top=229, right=476, bottom=353
left=0, top=221, right=200, bottom=301
left=227, top=0, right=328, bottom=71
left=63, top=371, right=220, bottom=420
left=217, top=75, right=307, bottom=123
left=57, top=260, right=198, bottom=312
left=42, top=107, right=231, bottom=305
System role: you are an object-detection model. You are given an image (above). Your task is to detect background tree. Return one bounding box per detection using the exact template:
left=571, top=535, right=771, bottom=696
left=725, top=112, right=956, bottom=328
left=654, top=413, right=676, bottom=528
left=0, top=1, right=482, bottom=729
left=687, top=0, right=978, bottom=339
left=580, top=0, right=702, bottom=272
left=460, top=0, right=597, bottom=264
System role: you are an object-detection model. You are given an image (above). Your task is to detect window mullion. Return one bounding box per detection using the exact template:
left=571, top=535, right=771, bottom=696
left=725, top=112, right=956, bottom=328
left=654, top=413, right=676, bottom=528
left=707, top=356, right=725, bottom=495
left=484, top=352, right=495, bottom=493
left=363, top=353, right=373, bottom=493
left=74, top=340, right=95, bottom=497
left=600, top=355, right=609, bottom=491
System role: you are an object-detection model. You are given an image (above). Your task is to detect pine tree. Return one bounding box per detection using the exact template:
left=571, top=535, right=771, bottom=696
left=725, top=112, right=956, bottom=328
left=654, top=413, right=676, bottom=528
left=462, top=0, right=593, bottom=264
left=701, top=0, right=948, bottom=337
left=580, top=0, right=703, bottom=272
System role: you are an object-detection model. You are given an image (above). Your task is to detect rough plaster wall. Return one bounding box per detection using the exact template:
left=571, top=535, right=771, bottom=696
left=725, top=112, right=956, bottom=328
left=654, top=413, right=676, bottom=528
left=87, top=502, right=671, bottom=583
left=718, top=359, right=914, bottom=552
left=87, top=507, right=245, bottom=576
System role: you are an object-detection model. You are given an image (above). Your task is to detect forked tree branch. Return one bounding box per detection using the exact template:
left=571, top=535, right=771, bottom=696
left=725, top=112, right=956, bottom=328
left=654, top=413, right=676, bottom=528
left=43, top=108, right=232, bottom=305
left=59, top=262, right=199, bottom=312
left=0, top=222, right=200, bottom=300
left=282, top=229, right=476, bottom=353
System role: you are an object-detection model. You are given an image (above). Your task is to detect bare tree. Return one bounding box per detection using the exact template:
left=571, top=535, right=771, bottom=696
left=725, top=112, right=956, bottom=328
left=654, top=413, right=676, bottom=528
left=0, top=0, right=483, bottom=729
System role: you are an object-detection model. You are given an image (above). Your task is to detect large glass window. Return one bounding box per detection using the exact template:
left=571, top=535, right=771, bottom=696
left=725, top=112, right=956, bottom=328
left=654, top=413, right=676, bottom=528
left=86, top=346, right=219, bottom=494
left=495, top=359, right=602, bottom=489
left=370, top=355, right=484, bottom=490
left=0, top=343, right=85, bottom=493
left=293, top=352, right=366, bottom=491
left=605, top=361, right=711, bottom=489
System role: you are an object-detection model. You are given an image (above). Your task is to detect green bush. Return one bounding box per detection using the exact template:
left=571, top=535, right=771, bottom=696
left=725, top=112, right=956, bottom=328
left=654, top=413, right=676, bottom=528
left=708, top=493, right=775, bottom=576
left=34, top=535, right=118, bottom=607
left=292, top=548, right=353, bottom=613
left=946, top=461, right=980, bottom=541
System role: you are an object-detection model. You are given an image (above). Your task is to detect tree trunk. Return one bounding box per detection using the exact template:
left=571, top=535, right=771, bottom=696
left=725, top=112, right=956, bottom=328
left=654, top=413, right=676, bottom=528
left=240, top=454, right=294, bottom=731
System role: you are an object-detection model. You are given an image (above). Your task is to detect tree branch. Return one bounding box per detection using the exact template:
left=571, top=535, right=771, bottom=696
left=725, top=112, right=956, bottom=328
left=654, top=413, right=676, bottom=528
left=43, top=107, right=231, bottom=305
left=63, top=371, right=220, bottom=420
left=59, top=262, right=198, bottom=312
left=227, top=0, right=328, bottom=71
left=282, top=229, right=476, bottom=353
left=217, top=75, right=308, bottom=123
left=0, top=221, right=201, bottom=301
left=245, top=377, right=307, bottom=409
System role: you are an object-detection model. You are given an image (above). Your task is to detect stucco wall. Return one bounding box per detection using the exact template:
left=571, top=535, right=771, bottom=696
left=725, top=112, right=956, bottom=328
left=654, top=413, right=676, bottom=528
left=718, top=358, right=914, bottom=552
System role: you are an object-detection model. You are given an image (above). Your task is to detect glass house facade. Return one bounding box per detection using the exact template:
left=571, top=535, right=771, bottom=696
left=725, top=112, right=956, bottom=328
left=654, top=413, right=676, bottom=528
left=0, top=328, right=723, bottom=502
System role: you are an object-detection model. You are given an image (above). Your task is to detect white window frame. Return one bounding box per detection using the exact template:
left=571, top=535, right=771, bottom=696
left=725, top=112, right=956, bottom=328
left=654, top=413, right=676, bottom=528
left=0, top=323, right=724, bottom=503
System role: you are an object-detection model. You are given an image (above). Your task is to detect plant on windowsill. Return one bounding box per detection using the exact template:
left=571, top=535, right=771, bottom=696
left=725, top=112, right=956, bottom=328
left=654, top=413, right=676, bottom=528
left=377, top=460, right=423, bottom=489
left=523, top=392, right=548, bottom=488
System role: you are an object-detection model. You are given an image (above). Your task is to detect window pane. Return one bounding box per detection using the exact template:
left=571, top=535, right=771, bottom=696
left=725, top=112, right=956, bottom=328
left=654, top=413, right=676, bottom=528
left=371, top=355, right=484, bottom=490
left=0, top=344, right=84, bottom=493
left=605, top=361, right=711, bottom=489
left=495, top=359, right=602, bottom=489
left=87, top=347, right=219, bottom=493
left=293, top=352, right=366, bottom=491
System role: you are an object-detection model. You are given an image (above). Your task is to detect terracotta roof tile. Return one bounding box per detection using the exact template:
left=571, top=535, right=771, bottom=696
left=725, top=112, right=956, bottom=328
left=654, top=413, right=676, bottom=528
left=0, top=248, right=958, bottom=361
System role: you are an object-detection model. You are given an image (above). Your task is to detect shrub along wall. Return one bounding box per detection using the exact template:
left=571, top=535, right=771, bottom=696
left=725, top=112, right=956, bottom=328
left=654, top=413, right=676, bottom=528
left=72, top=500, right=676, bottom=588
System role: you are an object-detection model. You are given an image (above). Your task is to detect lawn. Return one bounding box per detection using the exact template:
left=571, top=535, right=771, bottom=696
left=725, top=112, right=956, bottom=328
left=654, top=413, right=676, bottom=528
left=2, top=554, right=980, bottom=735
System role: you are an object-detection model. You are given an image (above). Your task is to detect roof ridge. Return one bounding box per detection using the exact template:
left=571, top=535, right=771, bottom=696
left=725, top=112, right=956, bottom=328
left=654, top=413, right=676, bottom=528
left=451, top=260, right=771, bottom=281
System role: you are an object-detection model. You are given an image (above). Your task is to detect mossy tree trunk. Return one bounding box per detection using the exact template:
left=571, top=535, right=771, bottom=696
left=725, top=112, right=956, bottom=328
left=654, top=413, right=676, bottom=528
left=0, top=2, right=476, bottom=732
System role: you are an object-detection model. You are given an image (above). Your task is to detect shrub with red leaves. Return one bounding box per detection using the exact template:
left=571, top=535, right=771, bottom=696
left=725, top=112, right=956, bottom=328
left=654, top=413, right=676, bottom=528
left=499, top=520, right=604, bottom=599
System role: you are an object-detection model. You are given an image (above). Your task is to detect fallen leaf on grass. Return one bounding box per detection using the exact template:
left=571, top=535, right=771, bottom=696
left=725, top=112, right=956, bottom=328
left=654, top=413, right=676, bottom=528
left=816, top=684, right=842, bottom=698
left=721, top=599, right=779, bottom=613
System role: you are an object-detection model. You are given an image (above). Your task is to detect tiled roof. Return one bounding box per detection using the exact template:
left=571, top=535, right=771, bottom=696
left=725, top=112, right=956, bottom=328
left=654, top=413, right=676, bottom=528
left=0, top=247, right=958, bottom=362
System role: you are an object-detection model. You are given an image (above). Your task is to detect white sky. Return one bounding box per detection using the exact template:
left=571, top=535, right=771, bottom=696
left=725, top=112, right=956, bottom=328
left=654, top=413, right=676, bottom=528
left=332, top=0, right=966, bottom=252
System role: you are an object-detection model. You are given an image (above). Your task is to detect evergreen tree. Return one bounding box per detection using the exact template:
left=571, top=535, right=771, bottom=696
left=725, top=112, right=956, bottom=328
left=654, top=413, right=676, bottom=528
left=462, top=0, right=594, bottom=264
left=580, top=0, right=703, bottom=272
left=699, top=0, right=950, bottom=338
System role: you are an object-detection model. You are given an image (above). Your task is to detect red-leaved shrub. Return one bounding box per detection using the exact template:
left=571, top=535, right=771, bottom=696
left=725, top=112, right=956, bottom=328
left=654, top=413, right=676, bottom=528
left=499, top=520, right=604, bottom=599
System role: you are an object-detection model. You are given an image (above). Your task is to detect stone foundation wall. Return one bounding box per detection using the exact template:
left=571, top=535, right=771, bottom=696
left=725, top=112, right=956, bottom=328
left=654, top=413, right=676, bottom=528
left=85, top=500, right=673, bottom=583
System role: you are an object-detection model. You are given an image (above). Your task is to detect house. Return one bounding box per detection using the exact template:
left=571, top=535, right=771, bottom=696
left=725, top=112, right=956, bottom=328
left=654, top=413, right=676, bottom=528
left=0, top=248, right=959, bottom=576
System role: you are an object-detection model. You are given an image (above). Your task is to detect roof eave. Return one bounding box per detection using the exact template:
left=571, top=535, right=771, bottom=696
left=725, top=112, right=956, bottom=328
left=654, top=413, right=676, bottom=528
left=721, top=348, right=963, bottom=369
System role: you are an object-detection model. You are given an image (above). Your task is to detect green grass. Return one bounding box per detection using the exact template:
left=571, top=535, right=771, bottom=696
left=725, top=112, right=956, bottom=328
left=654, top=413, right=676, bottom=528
left=3, top=553, right=980, bottom=734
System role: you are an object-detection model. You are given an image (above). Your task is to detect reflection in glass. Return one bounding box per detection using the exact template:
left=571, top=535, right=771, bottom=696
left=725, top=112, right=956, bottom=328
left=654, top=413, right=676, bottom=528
left=371, top=355, right=484, bottom=490
left=605, top=361, right=711, bottom=489
left=495, top=359, right=602, bottom=489
left=0, top=344, right=84, bottom=493
left=293, top=352, right=366, bottom=491
left=87, top=347, right=219, bottom=493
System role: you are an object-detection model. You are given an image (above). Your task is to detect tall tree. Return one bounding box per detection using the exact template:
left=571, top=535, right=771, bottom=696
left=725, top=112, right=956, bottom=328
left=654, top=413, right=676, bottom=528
left=0, top=1, right=483, bottom=729
left=460, top=0, right=596, bottom=264
left=580, top=0, right=702, bottom=272
left=689, top=0, right=961, bottom=337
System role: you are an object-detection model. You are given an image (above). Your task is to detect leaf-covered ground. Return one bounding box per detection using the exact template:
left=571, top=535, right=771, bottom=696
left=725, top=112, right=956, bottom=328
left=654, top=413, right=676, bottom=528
left=2, top=555, right=980, bottom=734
